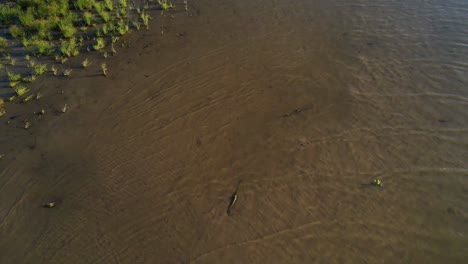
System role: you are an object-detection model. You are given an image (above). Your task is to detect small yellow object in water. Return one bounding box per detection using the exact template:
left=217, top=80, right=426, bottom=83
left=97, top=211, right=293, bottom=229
left=24, top=120, right=31, bottom=129
left=61, top=104, right=68, bottom=113
left=372, top=179, right=382, bottom=187
left=22, top=94, right=34, bottom=103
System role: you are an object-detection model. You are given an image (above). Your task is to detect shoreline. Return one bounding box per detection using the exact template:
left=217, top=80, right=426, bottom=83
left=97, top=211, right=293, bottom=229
left=0, top=0, right=184, bottom=158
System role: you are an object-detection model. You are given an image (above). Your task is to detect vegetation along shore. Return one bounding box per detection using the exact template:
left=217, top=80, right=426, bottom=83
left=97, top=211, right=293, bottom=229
left=0, top=0, right=180, bottom=122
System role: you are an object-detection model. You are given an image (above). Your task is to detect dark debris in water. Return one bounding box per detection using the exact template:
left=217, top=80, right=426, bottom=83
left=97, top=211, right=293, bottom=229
left=367, top=41, right=382, bottom=47
left=227, top=180, right=242, bottom=216
left=41, top=201, right=56, bottom=208
left=281, top=105, right=314, bottom=118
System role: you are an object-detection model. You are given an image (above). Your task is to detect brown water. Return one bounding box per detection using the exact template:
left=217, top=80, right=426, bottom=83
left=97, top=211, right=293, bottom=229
left=1, top=0, right=467, bottom=263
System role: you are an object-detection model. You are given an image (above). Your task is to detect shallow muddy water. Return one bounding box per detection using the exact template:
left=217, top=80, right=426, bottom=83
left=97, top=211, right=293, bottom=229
left=1, top=0, right=467, bottom=263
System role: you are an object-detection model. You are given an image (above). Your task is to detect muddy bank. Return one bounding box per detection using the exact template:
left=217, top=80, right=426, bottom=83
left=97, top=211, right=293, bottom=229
left=1, top=0, right=467, bottom=263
